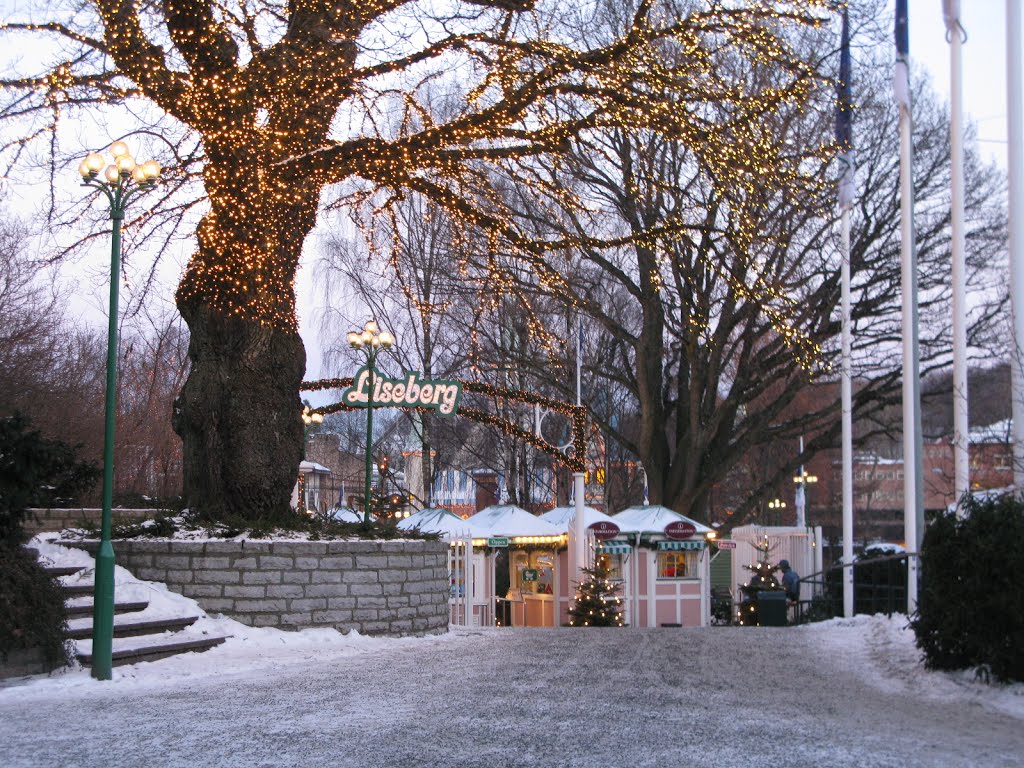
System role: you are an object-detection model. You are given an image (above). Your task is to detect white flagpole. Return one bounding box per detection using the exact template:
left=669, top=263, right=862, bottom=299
left=948, top=3, right=969, bottom=505
left=1007, top=0, right=1024, bottom=489
left=896, top=2, right=923, bottom=613
left=841, top=206, right=855, bottom=618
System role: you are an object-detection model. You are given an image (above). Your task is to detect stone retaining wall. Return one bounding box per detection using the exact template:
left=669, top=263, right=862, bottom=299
left=25, top=508, right=162, bottom=535
left=73, top=539, right=449, bottom=637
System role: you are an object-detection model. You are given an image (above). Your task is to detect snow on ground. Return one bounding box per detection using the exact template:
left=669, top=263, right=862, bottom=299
left=2, top=538, right=1022, bottom=767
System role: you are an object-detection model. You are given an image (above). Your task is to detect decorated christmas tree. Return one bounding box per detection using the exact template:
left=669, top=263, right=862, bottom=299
left=568, top=556, right=626, bottom=627
left=737, top=537, right=784, bottom=626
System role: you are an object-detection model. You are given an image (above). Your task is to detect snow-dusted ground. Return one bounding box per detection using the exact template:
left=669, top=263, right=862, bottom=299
left=2, top=541, right=1022, bottom=767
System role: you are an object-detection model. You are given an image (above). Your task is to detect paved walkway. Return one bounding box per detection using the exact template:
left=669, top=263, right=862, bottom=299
left=1, top=627, right=1022, bottom=767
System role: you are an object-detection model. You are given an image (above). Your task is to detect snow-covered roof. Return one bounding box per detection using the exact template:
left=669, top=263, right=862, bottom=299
left=397, top=507, right=490, bottom=539
left=538, top=505, right=617, bottom=533
left=299, top=461, right=331, bottom=474
left=328, top=506, right=362, bottom=523
left=968, top=419, right=1012, bottom=444
left=612, top=505, right=713, bottom=535
left=469, top=504, right=562, bottom=537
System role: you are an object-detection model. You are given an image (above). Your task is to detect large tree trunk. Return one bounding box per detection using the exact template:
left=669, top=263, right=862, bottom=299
left=173, top=304, right=305, bottom=519
left=172, top=166, right=317, bottom=519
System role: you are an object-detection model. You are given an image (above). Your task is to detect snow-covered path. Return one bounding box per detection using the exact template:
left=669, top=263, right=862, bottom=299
left=2, top=620, right=1022, bottom=767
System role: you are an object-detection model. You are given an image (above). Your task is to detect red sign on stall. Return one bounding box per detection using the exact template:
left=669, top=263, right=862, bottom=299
left=716, top=540, right=737, bottom=550
left=664, top=521, right=697, bottom=540
left=588, top=521, right=621, bottom=540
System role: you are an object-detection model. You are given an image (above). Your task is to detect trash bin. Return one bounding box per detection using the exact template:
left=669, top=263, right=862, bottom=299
left=756, top=591, right=788, bottom=627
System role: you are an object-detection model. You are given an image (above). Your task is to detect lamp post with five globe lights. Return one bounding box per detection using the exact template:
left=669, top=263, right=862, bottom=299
left=78, top=141, right=161, bottom=680
left=347, top=321, right=394, bottom=523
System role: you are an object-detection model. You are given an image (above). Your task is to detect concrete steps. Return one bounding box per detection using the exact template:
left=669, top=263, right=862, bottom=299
left=47, top=559, right=228, bottom=669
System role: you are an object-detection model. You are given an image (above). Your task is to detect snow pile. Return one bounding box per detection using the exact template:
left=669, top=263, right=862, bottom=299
left=799, top=613, right=1024, bottom=720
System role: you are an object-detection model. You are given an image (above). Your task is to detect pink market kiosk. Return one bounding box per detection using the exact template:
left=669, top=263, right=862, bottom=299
left=468, top=503, right=712, bottom=628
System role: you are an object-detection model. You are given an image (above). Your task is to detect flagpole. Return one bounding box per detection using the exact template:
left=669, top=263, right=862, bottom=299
left=947, top=3, right=969, bottom=506
left=837, top=5, right=855, bottom=618
left=841, top=204, right=854, bottom=618
left=896, top=0, right=923, bottom=613
left=1007, top=0, right=1024, bottom=490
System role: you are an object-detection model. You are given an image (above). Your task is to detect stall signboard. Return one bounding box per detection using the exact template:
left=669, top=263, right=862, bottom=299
left=487, top=536, right=509, bottom=548
left=665, top=520, right=697, bottom=540
left=588, top=521, right=621, bottom=540
left=716, top=539, right=737, bottom=549
left=341, top=366, right=462, bottom=415
left=522, top=568, right=539, bottom=582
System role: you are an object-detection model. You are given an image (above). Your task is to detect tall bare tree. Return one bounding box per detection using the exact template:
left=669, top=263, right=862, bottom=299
left=1, top=0, right=832, bottom=518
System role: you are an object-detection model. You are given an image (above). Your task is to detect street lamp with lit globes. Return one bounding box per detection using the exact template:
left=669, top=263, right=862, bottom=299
left=347, top=321, right=394, bottom=523
left=793, top=469, right=818, bottom=528
left=768, top=498, right=787, bottom=525
left=78, top=141, right=161, bottom=681
left=298, top=404, right=324, bottom=513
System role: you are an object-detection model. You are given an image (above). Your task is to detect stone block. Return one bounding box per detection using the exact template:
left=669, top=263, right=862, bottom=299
left=378, top=569, right=409, bottom=583
left=240, top=542, right=272, bottom=554
left=353, top=608, right=378, bottom=621
left=194, top=570, right=241, bottom=585
left=153, top=555, right=192, bottom=569
left=183, top=584, right=223, bottom=598
left=356, top=596, right=388, bottom=609
left=258, top=555, right=295, bottom=569
left=359, top=621, right=391, bottom=634
left=191, top=557, right=230, bottom=569
left=223, top=585, right=267, bottom=599
left=165, top=570, right=194, bottom=584
left=318, top=556, right=354, bottom=570
left=356, top=555, right=388, bottom=569
left=274, top=542, right=328, bottom=556
left=388, top=620, right=413, bottom=633
left=341, top=570, right=378, bottom=584
left=394, top=606, right=418, bottom=619
left=251, top=614, right=281, bottom=627
left=350, top=584, right=383, bottom=597
left=168, top=541, right=206, bottom=554
left=233, top=598, right=289, bottom=613
left=381, top=583, right=404, bottom=596
left=242, top=570, right=282, bottom=585
left=227, top=557, right=259, bottom=569
left=305, top=584, right=347, bottom=598
left=282, top=570, right=311, bottom=584
left=386, top=555, right=413, bottom=569
left=311, top=570, right=342, bottom=584
left=203, top=542, right=243, bottom=555
left=289, top=598, right=328, bottom=612
left=265, top=584, right=305, bottom=599
left=313, top=609, right=357, bottom=623
left=293, top=557, right=322, bottom=570
left=326, top=597, right=357, bottom=610
left=132, top=568, right=166, bottom=583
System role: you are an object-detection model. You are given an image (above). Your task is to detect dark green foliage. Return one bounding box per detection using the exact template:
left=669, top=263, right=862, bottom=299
left=737, top=540, right=784, bottom=626
left=912, top=493, right=1024, bottom=683
left=78, top=508, right=435, bottom=542
left=568, top=556, right=625, bottom=627
left=0, top=414, right=99, bottom=545
left=0, top=545, right=70, bottom=669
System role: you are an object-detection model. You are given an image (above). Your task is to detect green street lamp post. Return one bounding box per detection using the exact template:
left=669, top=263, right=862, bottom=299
left=768, top=498, right=787, bottom=526
left=347, top=321, right=394, bottom=523
left=299, top=403, right=323, bottom=514
left=78, top=142, right=161, bottom=680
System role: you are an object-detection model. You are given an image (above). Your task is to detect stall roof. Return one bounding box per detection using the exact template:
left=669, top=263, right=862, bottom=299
left=539, top=505, right=617, bottom=533
left=397, top=507, right=490, bottom=539
left=470, top=505, right=562, bottom=538
left=299, top=461, right=331, bottom=474
left=327, top=506, right=363, bottom=523
left=612, top=504, right=713, bottom=536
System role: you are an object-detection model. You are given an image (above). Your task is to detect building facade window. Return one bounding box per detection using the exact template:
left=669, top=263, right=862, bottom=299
left=657, top=551, right=698, bottom=579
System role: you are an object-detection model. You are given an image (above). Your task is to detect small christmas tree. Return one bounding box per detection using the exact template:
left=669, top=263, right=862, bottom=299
left=568, top=556, right=626, bottom=627
left=737, top=537, right=784, bottom=626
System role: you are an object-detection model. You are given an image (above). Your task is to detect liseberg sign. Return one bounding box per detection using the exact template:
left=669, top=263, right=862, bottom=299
left=342, top=367, right=463, bottom=415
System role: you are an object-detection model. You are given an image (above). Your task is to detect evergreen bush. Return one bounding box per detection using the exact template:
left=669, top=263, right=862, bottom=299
left=911, top=493, right=1024, bottom=683
left=0, top=545, right=70, bottom=669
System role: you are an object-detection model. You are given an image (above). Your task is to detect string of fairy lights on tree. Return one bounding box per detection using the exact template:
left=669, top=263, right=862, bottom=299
left=4, top=0, right=837, bottom=366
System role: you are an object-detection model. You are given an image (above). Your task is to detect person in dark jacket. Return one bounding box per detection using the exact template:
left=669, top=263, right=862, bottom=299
left=778, top=559, right=800, bottom=603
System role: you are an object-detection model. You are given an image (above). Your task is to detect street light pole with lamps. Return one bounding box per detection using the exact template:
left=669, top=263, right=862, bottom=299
left=347, top=321, right=394, bottom=523
left=793, top=469, right=818, bottom=529
left=78, top=141, right=161, bottom=681
left=768, top=498, right=787, bottom=525
left=298, top=403, right=324, bottom=513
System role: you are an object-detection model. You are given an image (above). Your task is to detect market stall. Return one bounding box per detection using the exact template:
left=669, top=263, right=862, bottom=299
left=468, top=504, right=565, bottom=627
left=609, top=505, right=713, bottom=627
